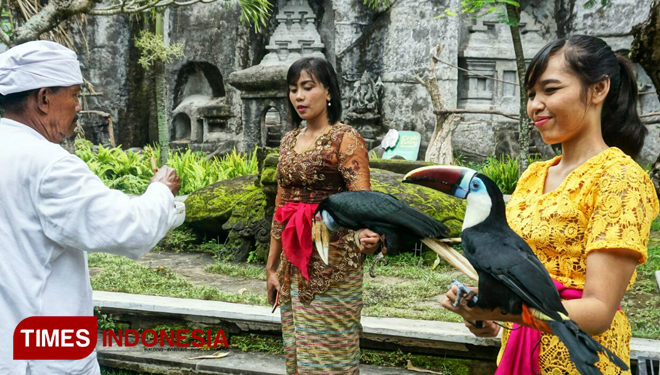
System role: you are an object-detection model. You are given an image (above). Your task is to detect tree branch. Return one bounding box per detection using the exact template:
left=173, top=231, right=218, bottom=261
left=434, top=108, right=519, bottom=120
left=80, top=110, right=110, bottom=117
left=0, top=30, right=10, bottom=46
left=0, top=0, right=9, bottom=46
left=12, top=0, right=93, bottom=45
left=641, top=111, right=660, bottom=118
left=88, top=0, right=218, bottom=15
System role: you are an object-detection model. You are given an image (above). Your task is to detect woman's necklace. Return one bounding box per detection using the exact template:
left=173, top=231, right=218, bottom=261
left=300, top=124, right=329, bottom=152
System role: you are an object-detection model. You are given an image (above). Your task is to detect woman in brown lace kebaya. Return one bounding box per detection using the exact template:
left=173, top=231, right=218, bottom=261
left=266, top=57, right=381, bottom=375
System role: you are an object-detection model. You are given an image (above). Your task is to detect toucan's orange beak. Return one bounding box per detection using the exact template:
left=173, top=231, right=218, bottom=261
left=403, top=166, right=477, bottom=199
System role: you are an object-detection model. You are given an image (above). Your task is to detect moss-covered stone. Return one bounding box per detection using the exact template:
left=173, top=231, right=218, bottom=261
left=260, top=153, right=279, bottom=206
left=369, top=158, right=437, bottom=175
left=184, top=155, right=466, bottom=262
left=185, top=174, right=260, bottom=235
left=259, top=167, right=278, bottom=201
left=185, top=174, right=271, bottom=262
left=370, top=168, right=465, bottom=237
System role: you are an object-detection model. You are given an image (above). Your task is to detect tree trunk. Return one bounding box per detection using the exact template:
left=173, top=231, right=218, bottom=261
left=631, top=0, right=660, bottom=196
left=421, top=45, right=460, bottom=165
left=507, top=4, right=531, bottom=176
left=426, top=114, right=462, bottom=164
left=155, top=13, right=169, bottom=166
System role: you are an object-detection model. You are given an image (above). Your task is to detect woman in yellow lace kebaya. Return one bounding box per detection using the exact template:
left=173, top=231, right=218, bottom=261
left=265, top=57, right=382, bottom=375
left=442, top=35, right=659, bottom=374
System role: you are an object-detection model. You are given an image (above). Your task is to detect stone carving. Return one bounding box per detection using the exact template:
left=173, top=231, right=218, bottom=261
left=260, top=0, right=325, bottom=66
left=344, top=71, right=384, bottom=149
left=346, top=71, right=383, bottom=118
left=228, top=0, right=326, bottom=151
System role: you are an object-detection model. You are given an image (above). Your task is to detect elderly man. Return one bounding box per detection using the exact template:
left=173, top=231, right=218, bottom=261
left=0, top=41, right=185, bottom=374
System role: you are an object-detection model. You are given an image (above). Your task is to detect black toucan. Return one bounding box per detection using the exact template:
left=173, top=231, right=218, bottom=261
left=312, top=190, right=478, bottom=279
left=403, top=165, right=628, bottom=375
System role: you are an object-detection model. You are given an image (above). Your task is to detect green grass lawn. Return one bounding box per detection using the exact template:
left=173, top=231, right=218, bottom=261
left=622, top=227, right=660, bottom=339
left=89, top=252, right=267, bottom=306
left=100, top=367, right=150, bottom=375
left=90, top=219, right=660, bottom=340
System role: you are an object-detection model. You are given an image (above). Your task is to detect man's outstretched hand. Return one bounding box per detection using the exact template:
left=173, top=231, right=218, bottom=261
left=151, top=165, right=181, bottom=196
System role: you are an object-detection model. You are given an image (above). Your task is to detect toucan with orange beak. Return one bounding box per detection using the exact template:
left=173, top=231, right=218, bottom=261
left=312, top=190, right=478, bottom=279
left=403, top=165, right=627, bottom=375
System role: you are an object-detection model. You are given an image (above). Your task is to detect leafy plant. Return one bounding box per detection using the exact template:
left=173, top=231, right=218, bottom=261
left=75, top=139, right=258, bottom=195
left=154, top=226, right=198, bottom=252
left=94, top=308, right=128, bottom=331
left=134, top=30, right=184, bottom=69
left=437, top=0, right=521, bottom=26
left=479, top=154, right=522, bottom=194
left=454, top=154, right=539, bottom=194
left=231, top=334, right=283, bottom=354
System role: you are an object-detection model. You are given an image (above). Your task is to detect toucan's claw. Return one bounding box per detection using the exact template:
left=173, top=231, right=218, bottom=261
left=312, top=219, right=330, bottom=265
left=368, top=252, right=388, bottom=278
left=451, top=279, right=479, bottom=308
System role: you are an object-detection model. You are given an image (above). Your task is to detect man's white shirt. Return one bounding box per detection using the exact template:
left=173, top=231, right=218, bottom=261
left=0, top=118, right=183, bottom=375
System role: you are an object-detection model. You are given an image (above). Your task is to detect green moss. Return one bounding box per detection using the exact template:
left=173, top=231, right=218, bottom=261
left=260, top=167, right=277, bottom=186
left=216, top=186, right=269, bottom=261
left=369, top=159, right=436, bottom=175
left=370, top=169, right=466, bottom=237
left=262, top=153, right=280, bottom=169
left=185, top=175, right=260, bottom=223
left=360, top=349, right=471, bottom=375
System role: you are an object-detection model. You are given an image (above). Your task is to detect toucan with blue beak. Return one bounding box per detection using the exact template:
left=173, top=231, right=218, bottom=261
left=403, top=165, right=627, bottom=375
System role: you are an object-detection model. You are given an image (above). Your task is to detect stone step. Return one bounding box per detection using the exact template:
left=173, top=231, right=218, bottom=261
left=97, top=336, right=424, bottom=375
left=93, top=291, right=660, bottom=373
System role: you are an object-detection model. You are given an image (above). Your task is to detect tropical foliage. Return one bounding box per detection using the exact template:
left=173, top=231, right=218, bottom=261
left=456, top=154, right=541, bottom=194
left=75, top=139, right=258, bottom=195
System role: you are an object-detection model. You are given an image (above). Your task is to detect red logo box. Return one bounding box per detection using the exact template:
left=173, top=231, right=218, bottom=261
left=14, top=316, right=97, bottom=360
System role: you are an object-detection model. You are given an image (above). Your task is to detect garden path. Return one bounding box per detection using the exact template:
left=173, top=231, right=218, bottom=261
left=136, top=251, right=267, bottom=296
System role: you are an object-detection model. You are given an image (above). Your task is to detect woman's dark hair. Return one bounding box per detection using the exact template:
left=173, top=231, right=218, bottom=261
left=525, top=34, right=645, bottom=158
left=286, top=57, right=342, bottom=126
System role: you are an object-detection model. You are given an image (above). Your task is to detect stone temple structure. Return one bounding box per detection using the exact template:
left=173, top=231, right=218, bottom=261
left=74, top=0, right=660, bottom=163
left=227, top=0, right=327, bottom=152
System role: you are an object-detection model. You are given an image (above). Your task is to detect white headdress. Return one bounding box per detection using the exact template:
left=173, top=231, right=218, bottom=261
left=0, top=41, right=83, bottom=95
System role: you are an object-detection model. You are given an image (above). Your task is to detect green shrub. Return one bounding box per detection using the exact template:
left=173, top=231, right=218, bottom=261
left=75, top=139, right=258, bottom=195
left=479, top=154, right=521, bottom=195
left=455, top=154, right=542, bottom=195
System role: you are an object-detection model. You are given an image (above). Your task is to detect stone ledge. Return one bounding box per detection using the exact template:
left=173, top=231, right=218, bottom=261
left=97, top=340, right=423, bottom=375
left=93, top=291, right=660, bottom=362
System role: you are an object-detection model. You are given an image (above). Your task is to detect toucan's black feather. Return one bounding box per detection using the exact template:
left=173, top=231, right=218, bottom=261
left=315, top=191, right=449, bottom=255
left=462, top=174, right=627, bottom=375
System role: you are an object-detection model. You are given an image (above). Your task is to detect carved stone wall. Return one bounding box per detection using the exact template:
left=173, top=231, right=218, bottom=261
left=166, top=4, right=269, bottom=154
left=73, top=0, right=660, bottom=162
left=451, top=1, right=660, bottom=162
left=333, top=0, right=461, bottom=159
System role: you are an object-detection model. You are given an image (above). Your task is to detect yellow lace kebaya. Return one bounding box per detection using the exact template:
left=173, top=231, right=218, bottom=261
left=500, top=147, right=659, bottom=375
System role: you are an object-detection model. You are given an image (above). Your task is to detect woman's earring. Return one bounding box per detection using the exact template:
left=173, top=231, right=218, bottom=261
left=328, top=101, right=332, bottom=107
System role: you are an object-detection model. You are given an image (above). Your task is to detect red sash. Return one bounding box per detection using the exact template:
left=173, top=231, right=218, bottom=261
left=495, top=280, right=586, bottom=375
left=274, top=202, right=319, bottom=280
